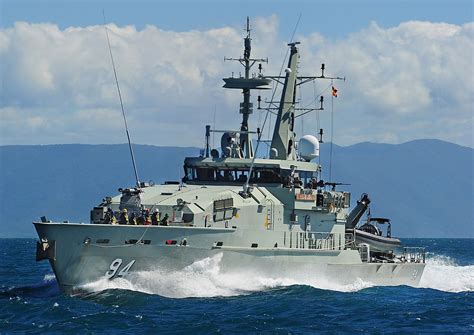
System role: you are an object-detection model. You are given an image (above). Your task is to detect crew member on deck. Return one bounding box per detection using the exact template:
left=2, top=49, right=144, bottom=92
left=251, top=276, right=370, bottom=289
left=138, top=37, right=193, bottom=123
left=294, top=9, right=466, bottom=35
left=144, top=208, right=151, bottom=225
left=161, top=213, right=170, bottom=226
left=119, top=208, right=129, bottom=225
left=137, top=209, right=146, bottom=225
left=294, top=176, right=303, bottom=188
left=130, top=212, right=138, bottom=225
left=111, top=212, right=117, bottom=225
left=105, top=208, right=117, bottom=225
left=151, top=209, right=160, bottom=225
left=307, top=177, right=318, bottom=189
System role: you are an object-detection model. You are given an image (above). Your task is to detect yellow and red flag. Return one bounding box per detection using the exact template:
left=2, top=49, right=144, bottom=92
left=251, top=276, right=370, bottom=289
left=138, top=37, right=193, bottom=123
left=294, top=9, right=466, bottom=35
left=332, top=86, right=338, bottom=98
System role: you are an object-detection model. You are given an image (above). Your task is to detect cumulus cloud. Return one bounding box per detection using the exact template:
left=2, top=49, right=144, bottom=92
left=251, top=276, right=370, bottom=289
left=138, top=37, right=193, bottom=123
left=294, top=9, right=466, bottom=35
left=0, top=18, right=472, bottom=148
left=297, top=21, right=473, bottom=146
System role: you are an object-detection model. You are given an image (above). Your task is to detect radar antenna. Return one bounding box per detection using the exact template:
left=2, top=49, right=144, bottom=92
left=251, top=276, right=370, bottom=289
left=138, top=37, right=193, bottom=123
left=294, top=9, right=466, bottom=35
left=223, top=16, right=269, bottom=159
left=102, top=11, right=141, bottom=188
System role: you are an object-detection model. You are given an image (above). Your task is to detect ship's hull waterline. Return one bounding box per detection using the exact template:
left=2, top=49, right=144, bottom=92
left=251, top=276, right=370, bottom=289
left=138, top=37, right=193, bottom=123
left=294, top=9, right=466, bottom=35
left=34, top=222, right=425, bottom=293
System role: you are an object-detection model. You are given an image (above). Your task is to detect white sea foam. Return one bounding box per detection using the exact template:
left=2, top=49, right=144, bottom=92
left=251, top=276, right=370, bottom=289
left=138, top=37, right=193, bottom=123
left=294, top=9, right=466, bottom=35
left=80, top=253, right=374, bottom=298
left=79, top=253, right=473, bottom=298
left=418, top=255, right=474, bottom=293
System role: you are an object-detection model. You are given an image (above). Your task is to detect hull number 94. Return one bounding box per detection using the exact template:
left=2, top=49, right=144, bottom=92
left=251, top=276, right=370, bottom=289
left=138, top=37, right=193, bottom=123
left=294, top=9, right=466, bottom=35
left=105, top=258, right=136, bottom=279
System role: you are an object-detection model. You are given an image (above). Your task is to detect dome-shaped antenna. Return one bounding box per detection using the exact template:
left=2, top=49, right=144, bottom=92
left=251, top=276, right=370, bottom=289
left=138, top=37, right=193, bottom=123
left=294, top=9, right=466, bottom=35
left=299, top=135, right=320, bottom=161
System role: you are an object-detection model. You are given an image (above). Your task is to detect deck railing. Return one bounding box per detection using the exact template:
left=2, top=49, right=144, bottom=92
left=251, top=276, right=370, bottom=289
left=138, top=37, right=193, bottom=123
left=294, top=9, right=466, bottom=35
left=284, top=231, right=352, bottom=250
left=402, top=247, right=426, bottom=263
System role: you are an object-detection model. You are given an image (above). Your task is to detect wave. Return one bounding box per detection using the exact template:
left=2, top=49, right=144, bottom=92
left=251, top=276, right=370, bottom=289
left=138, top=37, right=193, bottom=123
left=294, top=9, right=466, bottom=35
left=79, top=252, right=474, bottom=298
left=0, top=273, right=59, bottom=299
left=80, top=253, right=374, bottom=298
left=419, top=254, right=474, bottom=293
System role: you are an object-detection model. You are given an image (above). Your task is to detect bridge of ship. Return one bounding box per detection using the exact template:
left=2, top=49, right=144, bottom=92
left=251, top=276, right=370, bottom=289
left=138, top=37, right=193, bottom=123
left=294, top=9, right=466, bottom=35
left=183, top=156, right=319, bottom=186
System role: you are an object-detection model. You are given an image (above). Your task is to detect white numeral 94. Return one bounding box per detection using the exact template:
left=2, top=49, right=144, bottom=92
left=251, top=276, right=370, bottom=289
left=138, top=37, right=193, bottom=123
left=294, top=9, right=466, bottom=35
left=105, top=258, right=136, bottom=279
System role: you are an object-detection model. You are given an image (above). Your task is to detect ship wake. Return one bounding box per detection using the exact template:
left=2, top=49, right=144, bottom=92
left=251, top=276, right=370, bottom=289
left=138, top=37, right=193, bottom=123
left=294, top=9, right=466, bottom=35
left=419, top=255, right=474, bottom=293
left=79, top=253, right=473, bottom=298
left=80, top=253, right=374, bottom=298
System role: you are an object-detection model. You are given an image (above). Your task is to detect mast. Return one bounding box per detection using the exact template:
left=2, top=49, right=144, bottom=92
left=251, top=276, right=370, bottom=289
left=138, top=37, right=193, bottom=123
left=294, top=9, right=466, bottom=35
left=270, top=42, right=300, bottom=160
left=223, top=17, right=270, bottom=159
left=240, top=17, right=253, bottom=159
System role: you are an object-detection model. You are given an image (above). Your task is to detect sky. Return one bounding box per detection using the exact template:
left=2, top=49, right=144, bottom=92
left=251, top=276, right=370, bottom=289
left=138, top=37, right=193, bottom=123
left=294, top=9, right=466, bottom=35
left=0, top=0, right=473, bottom=149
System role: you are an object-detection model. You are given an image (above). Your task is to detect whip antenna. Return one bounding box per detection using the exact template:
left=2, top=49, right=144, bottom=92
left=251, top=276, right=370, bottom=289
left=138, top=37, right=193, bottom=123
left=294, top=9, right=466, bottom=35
left=329, top=79, right=334, bottom=181
left=102, top=10, right=141, bottom=188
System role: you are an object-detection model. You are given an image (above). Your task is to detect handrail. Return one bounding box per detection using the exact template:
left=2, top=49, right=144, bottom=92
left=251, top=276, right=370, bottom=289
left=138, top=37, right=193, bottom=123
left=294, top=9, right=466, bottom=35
left=402, top=247, right=426, bottom=263
left=285, top=231, right=353, bottom=250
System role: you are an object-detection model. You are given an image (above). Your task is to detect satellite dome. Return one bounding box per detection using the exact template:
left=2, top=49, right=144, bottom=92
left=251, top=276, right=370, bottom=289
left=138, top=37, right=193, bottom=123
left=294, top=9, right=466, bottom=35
left=299, top=135, right=320, bottom=161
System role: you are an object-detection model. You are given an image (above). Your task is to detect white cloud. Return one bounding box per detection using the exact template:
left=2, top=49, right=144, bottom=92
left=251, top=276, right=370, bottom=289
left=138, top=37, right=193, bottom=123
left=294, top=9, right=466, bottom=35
left=296, top=21, right=473, bottom=146
left=0, top=18, right=472, bottom=148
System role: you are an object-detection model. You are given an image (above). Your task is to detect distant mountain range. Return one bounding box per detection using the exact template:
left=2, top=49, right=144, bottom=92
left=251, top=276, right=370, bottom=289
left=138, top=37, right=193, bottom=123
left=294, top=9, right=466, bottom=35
left=0, top=140, right=472, bottom=238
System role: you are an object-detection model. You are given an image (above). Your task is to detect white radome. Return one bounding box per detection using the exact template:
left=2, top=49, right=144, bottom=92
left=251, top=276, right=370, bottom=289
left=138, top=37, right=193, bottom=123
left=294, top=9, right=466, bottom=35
left=299, top=135, right=320, bottom=161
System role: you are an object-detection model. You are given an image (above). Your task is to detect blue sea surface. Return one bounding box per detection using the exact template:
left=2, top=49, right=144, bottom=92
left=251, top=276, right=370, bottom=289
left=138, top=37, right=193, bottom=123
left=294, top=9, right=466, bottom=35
left=1, top=238, right=473, bottom=334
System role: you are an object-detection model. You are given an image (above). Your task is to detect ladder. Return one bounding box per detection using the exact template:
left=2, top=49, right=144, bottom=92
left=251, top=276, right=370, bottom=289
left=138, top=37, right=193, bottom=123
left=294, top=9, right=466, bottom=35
left=265, top=199, right=274, bottom=230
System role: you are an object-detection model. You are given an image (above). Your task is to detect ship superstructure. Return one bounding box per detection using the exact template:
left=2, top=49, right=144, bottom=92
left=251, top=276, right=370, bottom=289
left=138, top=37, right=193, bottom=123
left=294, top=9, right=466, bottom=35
left=34, top=19, right=425, bottom=293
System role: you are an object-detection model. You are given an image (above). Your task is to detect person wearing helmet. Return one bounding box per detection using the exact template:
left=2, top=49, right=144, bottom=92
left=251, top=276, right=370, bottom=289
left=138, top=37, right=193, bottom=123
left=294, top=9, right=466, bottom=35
left=144, top=208, right=152, bottom=225
left=151, top=208, right=160, bottom=226
left=111, top=211, right=117, bottom=225
left=119, top=208, right=129, bottom=225
left=104, top=207, right=117, bottom=225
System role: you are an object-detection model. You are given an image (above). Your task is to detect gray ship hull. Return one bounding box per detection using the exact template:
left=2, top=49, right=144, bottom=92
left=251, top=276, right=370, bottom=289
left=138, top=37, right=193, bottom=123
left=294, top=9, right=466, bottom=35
left=34, top=222, right=425, bottom=294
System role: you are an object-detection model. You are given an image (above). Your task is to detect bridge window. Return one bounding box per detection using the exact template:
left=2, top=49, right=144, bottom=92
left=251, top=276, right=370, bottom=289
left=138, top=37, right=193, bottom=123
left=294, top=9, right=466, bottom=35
left=196, top=167, right=214, bottom=181
left=184, top=165, right=283, bottom=184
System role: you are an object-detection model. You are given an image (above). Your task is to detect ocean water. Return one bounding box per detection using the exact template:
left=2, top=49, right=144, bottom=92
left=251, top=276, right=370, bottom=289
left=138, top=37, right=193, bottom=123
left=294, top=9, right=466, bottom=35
left=1, top=238, right=473, bottom=334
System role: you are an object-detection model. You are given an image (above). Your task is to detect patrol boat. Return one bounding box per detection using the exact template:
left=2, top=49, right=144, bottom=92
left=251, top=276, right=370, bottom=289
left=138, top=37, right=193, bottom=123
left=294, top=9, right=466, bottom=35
left=34, top=19, right=426, bottom=294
